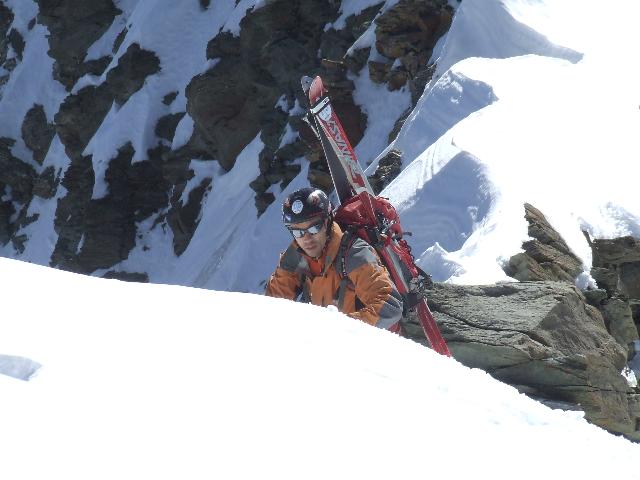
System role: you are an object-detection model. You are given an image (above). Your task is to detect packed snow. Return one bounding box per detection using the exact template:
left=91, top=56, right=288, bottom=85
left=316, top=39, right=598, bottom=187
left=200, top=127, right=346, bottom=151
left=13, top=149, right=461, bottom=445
left=1, top=256, right=639, bottom=479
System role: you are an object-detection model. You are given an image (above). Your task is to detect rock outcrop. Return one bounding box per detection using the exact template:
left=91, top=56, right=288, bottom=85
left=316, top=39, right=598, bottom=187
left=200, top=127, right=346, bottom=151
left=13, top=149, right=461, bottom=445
left=585, top=235, right=640, bottom=356
left=505, top=203, right=583, bottom=282
left=371, top=0, right=453, bottom=101
left=402, top=281, right=640, bottom=441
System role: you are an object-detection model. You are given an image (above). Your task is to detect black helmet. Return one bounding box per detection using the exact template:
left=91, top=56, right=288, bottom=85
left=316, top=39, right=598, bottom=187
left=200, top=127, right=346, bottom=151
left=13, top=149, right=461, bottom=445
left=282, top=188, right=331, bottom=225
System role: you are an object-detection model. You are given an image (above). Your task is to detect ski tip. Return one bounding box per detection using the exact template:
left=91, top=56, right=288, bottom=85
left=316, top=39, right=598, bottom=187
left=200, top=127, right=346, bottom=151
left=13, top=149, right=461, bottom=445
left=308, top=76, right=326, bottom=105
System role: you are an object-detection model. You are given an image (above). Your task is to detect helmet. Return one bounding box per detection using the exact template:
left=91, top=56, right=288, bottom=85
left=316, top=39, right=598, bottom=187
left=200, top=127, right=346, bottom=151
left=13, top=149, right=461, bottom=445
left=282, top=188, right=331, bottom=225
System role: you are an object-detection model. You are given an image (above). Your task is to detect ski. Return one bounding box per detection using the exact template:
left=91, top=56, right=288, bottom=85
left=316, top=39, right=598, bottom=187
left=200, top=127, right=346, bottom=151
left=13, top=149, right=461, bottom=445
left=301, top=75, right=451, bottom=357
left=301, top=75, right=372, bottom=203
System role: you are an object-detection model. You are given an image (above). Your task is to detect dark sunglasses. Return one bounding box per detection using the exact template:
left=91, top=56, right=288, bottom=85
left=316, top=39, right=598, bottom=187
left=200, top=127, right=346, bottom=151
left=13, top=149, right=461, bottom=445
left=288, top=219, right=325, bottom=238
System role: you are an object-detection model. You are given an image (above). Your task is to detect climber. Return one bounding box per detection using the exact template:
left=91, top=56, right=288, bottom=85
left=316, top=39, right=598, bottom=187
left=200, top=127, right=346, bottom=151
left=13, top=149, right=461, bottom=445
left=265, top=187, right=403, bottom=329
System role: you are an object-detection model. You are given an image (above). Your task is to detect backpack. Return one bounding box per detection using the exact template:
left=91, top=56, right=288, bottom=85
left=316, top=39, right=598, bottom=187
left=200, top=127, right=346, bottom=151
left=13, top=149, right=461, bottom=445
left=333, top=192, right=449, bottom=356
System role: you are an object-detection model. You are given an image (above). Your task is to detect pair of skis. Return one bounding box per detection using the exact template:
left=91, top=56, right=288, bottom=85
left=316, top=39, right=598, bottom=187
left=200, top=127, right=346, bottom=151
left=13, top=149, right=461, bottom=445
left=301, top=75, right=451, bottom=357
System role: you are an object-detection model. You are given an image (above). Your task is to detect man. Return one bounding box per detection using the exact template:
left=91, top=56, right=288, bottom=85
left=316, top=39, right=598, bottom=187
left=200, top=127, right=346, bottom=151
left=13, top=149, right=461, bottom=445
left=265, top=187, right=403, bottom=329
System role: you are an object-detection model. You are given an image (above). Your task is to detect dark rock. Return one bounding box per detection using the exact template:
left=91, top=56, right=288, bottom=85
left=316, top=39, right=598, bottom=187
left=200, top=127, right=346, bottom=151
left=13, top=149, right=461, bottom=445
left=112, top=27, right=127, bottom=54
left=375, top=0, right=452, bottom=64
left=167, top=177, right=212, bottom=256
left=102, top=270, right=149, bottom=282
left=373, top=0, right=452, bottom=99
left=206, top=31, right=241, bottom=59
left=0, top=3, right=13, bottom=67
left=55, top=84, right=113, bottom=157
left=387, top=67, right=409, bottom=90
left=199, top=0, right=211, bottom=10
left=587, top=235, right=640, bottom=354
left=368, top=60, right=391, bottom=83
left=106, top=43, right=160, bottom=105
left=22, top=104, right=56, bottom=164
left=505, top=203, right=583, bottom=282
left=583, top=288, right=608, bottom=307
left=255, top=191, right=276, bottom=216
left=162, top=91, right=179, bottom=106
left=187, top=0, right=340, bottom=172
left=36, top=0, right=122, bottom=89
left=51, top=142, right=170, bottom=273
left=8, top=28, right=24, bottom=60
left=591, top=236, right=640, bottom=298
left=82, top=55, right=112, bottom=77
left=387, top=106, right=411, bottom=143
left=600, top=297, right=639, bottom=354
left=32, top=166, right=58, bottom=199
left=0, top=199, right=13, bottom=244
left=155, top=112, right=185, bottom=142
left=50, top=154, right=95, bottom=269
left=28, top=18, right=36, bottom=30
left=402, top=281, right=639, bottom=441
left=319, top=2, right=382, bottom=62
left=0, top=138, right=36, bottom=202
left=55, top=43, right=160, bottom=158
left=344, top=47, right=370, bottom=74
left=368, top=149, right=402, bottom=194
left=307, top=164, right=333, bottom=192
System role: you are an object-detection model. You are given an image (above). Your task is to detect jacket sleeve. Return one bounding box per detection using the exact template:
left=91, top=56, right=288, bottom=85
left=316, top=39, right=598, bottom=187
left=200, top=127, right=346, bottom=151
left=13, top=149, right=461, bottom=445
left=265, top=243, right=304, bottom=300
left=344, top=241, right=403, bottom=329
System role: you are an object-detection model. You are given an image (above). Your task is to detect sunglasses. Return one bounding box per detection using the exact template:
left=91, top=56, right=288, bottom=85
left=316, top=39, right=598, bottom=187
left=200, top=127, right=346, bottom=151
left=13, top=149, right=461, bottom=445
left=288, top=220, right=325, bottom=238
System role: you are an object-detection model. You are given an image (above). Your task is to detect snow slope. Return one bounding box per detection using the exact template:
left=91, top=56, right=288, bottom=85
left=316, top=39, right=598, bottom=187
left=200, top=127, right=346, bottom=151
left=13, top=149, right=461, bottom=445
left=0, top=256, right=638, bottom=479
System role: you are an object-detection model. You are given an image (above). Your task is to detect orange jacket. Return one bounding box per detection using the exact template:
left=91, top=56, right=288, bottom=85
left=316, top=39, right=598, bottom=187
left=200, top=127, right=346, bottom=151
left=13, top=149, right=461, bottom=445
left=265, top=222, right=403, bottom=329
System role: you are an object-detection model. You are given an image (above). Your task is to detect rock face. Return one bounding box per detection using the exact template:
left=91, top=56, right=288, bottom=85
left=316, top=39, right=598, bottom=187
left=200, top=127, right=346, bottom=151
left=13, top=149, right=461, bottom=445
left=505, top=203, right=583, bottom=282
left=402, top=281, right=640, bottom=441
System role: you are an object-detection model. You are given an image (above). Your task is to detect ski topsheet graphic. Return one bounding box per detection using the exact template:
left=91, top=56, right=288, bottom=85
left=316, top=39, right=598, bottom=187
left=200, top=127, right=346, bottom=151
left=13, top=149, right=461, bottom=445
left=301, top=76, right=372, bottom=203
left=302, top=75, right=451, bottom=357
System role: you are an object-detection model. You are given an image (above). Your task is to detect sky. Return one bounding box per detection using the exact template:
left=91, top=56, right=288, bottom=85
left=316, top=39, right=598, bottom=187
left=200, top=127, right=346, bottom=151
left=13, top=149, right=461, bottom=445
left=0, top=0, right=639, bottom=291
left=1, top=255, right=639, bottom=479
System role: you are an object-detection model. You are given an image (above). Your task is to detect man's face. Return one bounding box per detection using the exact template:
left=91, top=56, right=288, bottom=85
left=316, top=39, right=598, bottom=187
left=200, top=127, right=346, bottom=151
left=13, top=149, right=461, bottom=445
left=289, top=218, right=329, bottom=258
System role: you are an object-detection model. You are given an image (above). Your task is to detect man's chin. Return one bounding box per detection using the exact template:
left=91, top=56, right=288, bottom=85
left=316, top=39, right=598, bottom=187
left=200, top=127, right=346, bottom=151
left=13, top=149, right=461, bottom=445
left=302, top=245, right=321, bottom=257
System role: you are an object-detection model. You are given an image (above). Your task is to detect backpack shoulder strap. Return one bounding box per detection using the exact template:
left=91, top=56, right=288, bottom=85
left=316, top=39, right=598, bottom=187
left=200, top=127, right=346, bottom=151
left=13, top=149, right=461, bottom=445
left=334, top=230, right=356, bottom=310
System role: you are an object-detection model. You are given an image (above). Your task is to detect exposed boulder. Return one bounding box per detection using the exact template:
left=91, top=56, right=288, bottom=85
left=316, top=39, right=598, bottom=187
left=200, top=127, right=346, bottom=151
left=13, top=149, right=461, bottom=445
left=402, top=281, right=640, bottom=441
left=36, top=0, right=122, bottom=89
left=22, top=104, right=56, bottom=164
left=0, top=137, right=36, bottom=203
left=505, top=203, right=583, bottom=282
